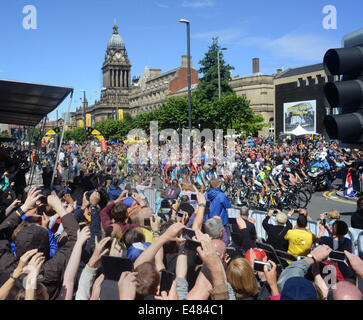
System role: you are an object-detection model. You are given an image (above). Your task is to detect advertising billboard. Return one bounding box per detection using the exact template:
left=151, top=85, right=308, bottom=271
left=283, top=100, right=316, bottom=133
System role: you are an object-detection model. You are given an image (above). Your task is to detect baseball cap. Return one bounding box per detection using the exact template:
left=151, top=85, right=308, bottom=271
left=127, top=242, right=151, bottom=262
left=122, top=197, right=135, bottom=208
left=280, top=277, right=317, bottom=300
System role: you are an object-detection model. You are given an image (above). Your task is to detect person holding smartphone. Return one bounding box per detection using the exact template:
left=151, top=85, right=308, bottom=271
left=262, top=209, right=292, bottom=252
left=316, top=219, right=355, bottom=280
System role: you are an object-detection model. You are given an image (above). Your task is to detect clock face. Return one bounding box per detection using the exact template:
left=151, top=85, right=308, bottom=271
left=116, top=52, right=121, bottom=59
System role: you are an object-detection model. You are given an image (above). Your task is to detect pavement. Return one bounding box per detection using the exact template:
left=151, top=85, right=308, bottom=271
left=305, top=188, right=357, bottom=228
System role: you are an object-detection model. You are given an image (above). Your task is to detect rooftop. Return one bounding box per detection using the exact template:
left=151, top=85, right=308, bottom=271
left=274, top=63, right=324, bottom=79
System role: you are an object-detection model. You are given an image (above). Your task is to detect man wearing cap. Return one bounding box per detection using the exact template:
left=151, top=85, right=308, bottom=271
left=262, top=210, right=292, bottom=252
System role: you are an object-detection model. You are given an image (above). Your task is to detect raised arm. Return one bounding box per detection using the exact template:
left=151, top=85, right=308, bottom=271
left=57, top=226, right=91, bottom=300
left=192, top=192, right=206, bottom=232
left=133, top=223, right=185, bottom=269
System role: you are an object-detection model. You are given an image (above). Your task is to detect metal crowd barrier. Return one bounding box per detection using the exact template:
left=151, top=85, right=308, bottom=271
left=134, top=188, right=363, bottom=256
left=358, top=231, right=363, bottom=258
left=143, top=188, right=163, bottom=213
left=350, top=229, right=363, bottom=257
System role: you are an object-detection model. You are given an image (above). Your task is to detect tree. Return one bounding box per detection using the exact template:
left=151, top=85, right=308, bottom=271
left=0, top=130, right=9, bottom=138
left=211, top=93, right=267, bottom=136
left=194, top=37, right=234, bottom=102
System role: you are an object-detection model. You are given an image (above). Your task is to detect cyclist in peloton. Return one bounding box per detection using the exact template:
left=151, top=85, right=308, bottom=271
left=196, top=165, right=210, bottom=192
left=289, top=159, right=304, bottom=184
left=235, top=159, right=253, bottom=205
left=254, top=166, right=275, bottom=204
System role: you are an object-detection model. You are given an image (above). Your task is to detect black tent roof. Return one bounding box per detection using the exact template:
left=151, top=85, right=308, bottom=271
left=0, top=79, right=73, bottom=127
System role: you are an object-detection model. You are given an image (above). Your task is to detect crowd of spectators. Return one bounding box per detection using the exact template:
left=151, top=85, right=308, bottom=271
left=0, top=142, right=362, bottom=301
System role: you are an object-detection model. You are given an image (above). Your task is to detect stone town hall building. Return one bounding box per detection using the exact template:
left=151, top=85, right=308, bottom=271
left=72, top=23, right=200, bottom=126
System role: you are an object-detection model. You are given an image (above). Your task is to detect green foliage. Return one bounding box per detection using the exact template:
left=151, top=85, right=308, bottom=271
left=72, top=38, right=266, bottom=139
left=194, top=37, right=234, bottom=102
left=88, top=93, right=265, bottom=138
left=0, top=130, right=9, bottom=138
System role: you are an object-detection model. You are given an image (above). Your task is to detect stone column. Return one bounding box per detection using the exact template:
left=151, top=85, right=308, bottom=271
left=110, top=69, right=113, bottom=87
left=114, top=70, right=117, bottom=88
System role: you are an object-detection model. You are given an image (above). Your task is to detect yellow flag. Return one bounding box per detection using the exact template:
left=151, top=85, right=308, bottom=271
left=92, top=129, right=101, bottom=135
left=118, top=109, right=124, bottom=121
left=46, top=129, right=56, bottom=136
left=78, top=120, right=84, bottom=128
left=86, top=114, right=92, bottom=127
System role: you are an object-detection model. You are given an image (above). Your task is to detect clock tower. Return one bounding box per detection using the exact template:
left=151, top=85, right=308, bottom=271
left=101, top=22, right=131, bottom=107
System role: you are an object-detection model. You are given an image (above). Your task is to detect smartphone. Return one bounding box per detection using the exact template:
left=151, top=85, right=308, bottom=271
left=144, top=218, right=151, bottom=227
left=273, top=210, right=278, bottom=215
left=181, top=228, right=196, bottom=240
left=159, top=270, right=175, bottom=294
left=17, top=194, right=22, bottom=201
left=254, top=260, right=271, bottom=272
left=101, top=256, right=134, bottom=281
left=329, top=251, right=347, bottom=263
left=177, top=211, right=185, bottom=217
left=293, top=209, right=299, bottom=214
left=40, top=195, right=47, bottom=205
left=191, top=193, right=197, bottom=201
left=184, top=239, right=201, bottom=251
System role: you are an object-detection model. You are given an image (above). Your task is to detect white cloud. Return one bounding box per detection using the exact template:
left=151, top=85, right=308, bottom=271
left=156, top=2, right=169, bottom=8
left=182, top=0, right=215, bottom=8
left=237, top=33, right=339, bottom=62
left=266, top=33, right=338, bottom=61
left=193, top=28, right=246, bottom=44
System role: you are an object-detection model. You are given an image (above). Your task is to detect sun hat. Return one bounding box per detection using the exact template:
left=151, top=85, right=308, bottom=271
left=280, top=277, right=317, bottom=300
left=276, top=212, right=288, bottom=224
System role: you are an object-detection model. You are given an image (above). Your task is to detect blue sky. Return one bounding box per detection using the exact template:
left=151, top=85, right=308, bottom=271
left=0, top=0, right=362, bottom=120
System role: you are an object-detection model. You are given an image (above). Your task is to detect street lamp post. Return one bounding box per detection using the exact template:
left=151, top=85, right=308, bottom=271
left=179, top=19, right=192, bottom=157
left=80, top=90, right=87, bottom=145
left=217, top=48, right=227, bottom=99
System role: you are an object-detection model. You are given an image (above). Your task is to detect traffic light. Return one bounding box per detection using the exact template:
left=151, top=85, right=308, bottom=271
left=323, top=29, right=363, bottom=143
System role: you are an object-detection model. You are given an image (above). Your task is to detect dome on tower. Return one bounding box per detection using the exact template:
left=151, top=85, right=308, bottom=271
left=107, top=22, right=125, bottom=50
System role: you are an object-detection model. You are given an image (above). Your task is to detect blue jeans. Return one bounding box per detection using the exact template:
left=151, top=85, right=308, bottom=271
left=325, top=174, right=333, bottom=190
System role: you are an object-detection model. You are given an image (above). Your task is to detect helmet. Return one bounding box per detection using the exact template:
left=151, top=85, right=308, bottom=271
left=246, top=158, right=251, bottom=163
left=263, top=166, right=271, bottom=172
left=285, top=168, right=291, bottom=173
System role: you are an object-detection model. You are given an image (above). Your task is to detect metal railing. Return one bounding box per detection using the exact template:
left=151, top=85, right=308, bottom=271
left=135, top=188, right=363, bottom=256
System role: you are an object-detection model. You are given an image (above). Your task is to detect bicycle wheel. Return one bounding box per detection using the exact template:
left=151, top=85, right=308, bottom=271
left=247, top=192, right=259, bottom=210
left=297, top=190, right=309, bottom=209
left=285, top=193, right=299, bottom=210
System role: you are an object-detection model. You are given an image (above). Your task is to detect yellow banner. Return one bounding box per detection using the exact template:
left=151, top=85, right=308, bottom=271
left=65, top=124, right=69, bottom=131
left=118, top=109, right=124, bottom=121
left=78, top=120, right=84, bottom=128
left=86, top=114, right=92, bottom=127
left=92, top=129, right=101, bottom=135
left=46, top=129, right=56, bottom=136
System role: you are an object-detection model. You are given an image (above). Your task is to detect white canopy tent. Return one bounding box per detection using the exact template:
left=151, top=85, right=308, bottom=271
left=288, top=125, right=315, bottom=136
